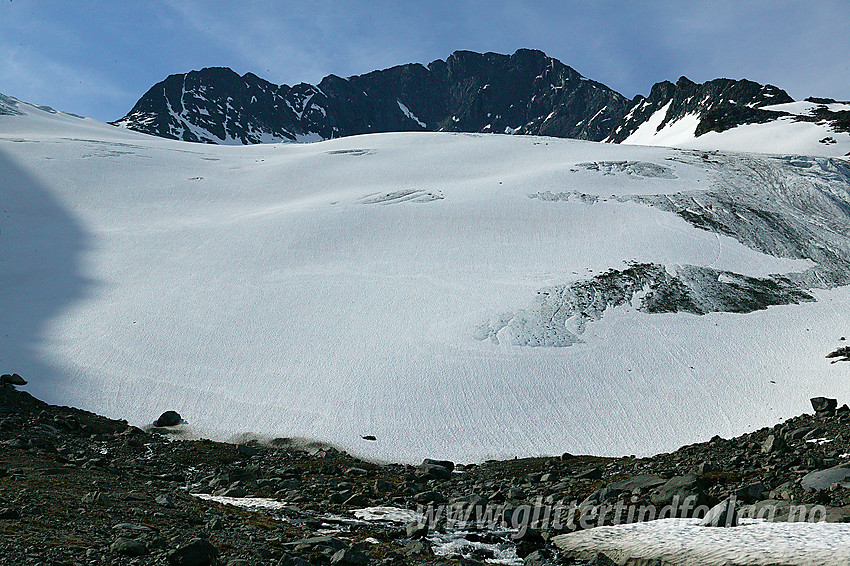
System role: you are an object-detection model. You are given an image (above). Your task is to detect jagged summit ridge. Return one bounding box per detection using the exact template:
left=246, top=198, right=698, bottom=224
left=112, top=49, right=629, bottom=144
left=111, top=49, right=850, bottom=157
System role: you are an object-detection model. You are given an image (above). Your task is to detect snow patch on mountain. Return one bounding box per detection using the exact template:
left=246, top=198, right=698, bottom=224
left=623, top=99, right=850, bottom=157
left=397, top=101, right=427, bottom=129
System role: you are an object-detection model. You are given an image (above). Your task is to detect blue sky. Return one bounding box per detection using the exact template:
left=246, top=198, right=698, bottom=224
left=1, top=1, right=849, bottom=122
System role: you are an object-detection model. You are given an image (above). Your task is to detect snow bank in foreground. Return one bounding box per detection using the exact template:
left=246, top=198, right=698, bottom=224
left=553, top=518, right=850, bottom=566
left=192, top=494, right=292, bottom=512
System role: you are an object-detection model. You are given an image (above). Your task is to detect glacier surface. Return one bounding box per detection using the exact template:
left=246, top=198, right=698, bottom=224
left=2, top=96, right=850, bottom=463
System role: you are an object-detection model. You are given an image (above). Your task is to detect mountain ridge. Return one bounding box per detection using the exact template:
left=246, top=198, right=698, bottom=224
left=112, top=48, right=850, bottom=157
left=114, top=49, right=628, bottom=144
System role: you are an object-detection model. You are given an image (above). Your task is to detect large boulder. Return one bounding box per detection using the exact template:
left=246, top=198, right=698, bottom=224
left=761, top=434, right=785, bottom=454
left=422, top=458, right=455, bottom=473
left=699, top=498, right=738, bottom=527
left=523, top=548, right=559, bottom=566
left=111, top=538, right=148, bottom=557
left=802, top=464, right=850, bottom=492
left=416, top=463, right=451, bottom=481
left=811, top=397, right=838, bottom=417
left=649, top=474, right=706, bottom=507
left=736, top=482, right=767, bottom=504
left=608, top=474, right=666, bottom=493
left=0, top=374, right=26, bottom=386
left=155, top=411, right=182, bottom=427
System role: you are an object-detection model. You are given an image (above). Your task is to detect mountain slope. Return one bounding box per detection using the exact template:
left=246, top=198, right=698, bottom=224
left=613, top=78, right=850, bottom=157
left=3, top=96, right=850, bottom=463
left=605, top=76, right=794, bottom=142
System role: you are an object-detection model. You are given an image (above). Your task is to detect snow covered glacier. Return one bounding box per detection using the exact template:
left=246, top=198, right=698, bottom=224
left=2, top=94, right=850, bottom=463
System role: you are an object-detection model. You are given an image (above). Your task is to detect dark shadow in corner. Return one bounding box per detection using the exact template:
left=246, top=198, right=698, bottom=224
left=0, top=147, right=94, bottom=403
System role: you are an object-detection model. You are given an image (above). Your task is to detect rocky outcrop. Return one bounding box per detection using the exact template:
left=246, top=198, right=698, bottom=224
left=605, top=76, right=793, bottom=142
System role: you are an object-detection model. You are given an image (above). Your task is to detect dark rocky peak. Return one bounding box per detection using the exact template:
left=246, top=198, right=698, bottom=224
left=113, top=67, right=336, bottom=144
left=666, top=76, right=791, bottom=124
left=433, top=49, right=627, bottom=139
left=317, top=63, right=443, bottom=136
left=114, top=49, right=628, bottom=144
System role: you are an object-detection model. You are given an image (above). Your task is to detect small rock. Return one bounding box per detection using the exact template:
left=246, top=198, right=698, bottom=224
left=403, top=540, right=432, bottom=556
left=406, top=521, right=429, bottom=539
left=0, top=507, right=20, bottom=520
left=155, top=411, right=182, bottom=427
left=330, top=548, right=369, bottom=565
left=524, top=548, right=556, bottom=566
left=693, top=461, right=714, bottom=475
left=111, top=538, right=148, bottom=557
left=608, top=474, right=667, bottom=492
left=277, top=554, right=313, bottom=566
left=112, top=523, right=154, bottom=533
left=597, top=486, right=625, bottom=503
left=736, top=482, right=767, bottom=503
left=508, top=487, right=526, bottom=500
left=575, top=467, right=602, bottom=480
left=328, top=491, right=350, bottom=504
left=81, top=492, right=114, bottom=506
left=373, top=479, right=395, bottom=494
left=413, top=490, right=446, bottom=504
left=236, top=444, right=258, bottom=457
left=514, top=529, right=546, bottom=558
left=286, top=536, right=346, bottom=553
left=155, top=494, right=175, bottom=508
left=167, top=538, right=218, bottom=566
left=788, top=426, right=814, bottom=440
left=650, top=475, right=704, bottom=507
left=252, top=548, right=275, bottom=561
left=342, top=493, right=368, bottom=506
left=802, top=427, right=826, bottom=441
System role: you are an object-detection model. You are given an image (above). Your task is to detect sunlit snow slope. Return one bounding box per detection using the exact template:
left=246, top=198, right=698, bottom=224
left=621, top=100, right=850, bottom=157
left=2, top=93, right=850, bottom=463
